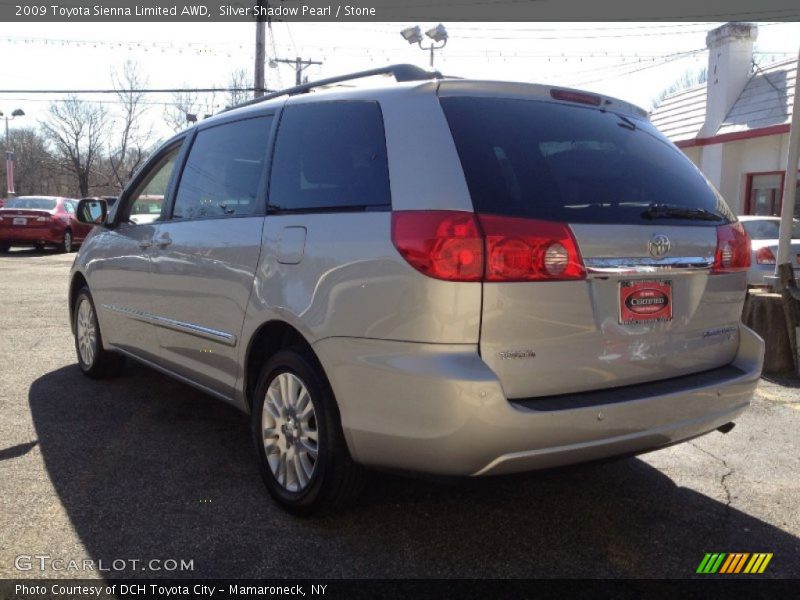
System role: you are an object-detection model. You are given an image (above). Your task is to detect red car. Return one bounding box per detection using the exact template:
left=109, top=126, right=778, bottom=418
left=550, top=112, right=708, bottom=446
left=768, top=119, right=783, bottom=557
left=0, top=196, right=92, bottom=253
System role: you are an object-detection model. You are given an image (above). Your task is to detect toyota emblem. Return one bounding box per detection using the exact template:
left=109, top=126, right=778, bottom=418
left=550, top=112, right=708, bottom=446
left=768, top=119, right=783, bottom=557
left=648, top=234, right=671, bottom=259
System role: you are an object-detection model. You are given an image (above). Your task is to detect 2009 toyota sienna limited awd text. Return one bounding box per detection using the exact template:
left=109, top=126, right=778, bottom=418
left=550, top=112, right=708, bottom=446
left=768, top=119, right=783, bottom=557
left=69, top=65, right=765, bottom=513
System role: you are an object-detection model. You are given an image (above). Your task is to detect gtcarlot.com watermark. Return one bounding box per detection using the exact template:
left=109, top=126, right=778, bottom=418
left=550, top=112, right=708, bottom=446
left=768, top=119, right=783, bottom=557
left=15, top=554, right=195, bottom=573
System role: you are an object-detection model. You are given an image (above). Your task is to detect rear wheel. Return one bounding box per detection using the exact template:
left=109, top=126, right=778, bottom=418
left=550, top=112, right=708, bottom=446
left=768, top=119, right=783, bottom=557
left=0, top=242, right=9, bottom=253
left=73, top=287, right=125, bottom=378
left=251, top=349, right=364, bottom=515
left=61, top=230, right=73, bottom=253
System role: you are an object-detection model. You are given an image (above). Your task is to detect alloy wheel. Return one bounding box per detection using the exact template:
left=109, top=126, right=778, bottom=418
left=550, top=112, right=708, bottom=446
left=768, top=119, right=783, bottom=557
left=261, top=372, right=319, bottom=492
left=76, top=298, right=97, bottom=367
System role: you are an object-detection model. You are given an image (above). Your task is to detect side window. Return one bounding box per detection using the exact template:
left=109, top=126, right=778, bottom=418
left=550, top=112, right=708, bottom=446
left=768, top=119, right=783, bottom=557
left=126, top=146, right=180, bottom=225
left=63, top=201, right=75, bottom=214
left=172, top=116, right=273, bottom=220
left=269, top=102, right=391, bottom=212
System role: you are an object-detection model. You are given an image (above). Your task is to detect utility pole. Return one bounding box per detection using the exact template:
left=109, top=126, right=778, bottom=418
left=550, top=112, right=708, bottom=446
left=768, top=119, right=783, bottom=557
left=272, top=56, right=323, bottom=86
left=774, top=46, right=800, bottom=282
left=254, top=1, right=266, bottom=98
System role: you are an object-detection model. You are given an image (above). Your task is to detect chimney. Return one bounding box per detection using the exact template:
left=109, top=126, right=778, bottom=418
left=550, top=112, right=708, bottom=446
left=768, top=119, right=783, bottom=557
left=700, top=22, right=758, bottom=137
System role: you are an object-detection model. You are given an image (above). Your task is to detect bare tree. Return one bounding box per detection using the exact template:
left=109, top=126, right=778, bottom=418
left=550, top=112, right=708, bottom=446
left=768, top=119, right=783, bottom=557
left=108, top=60, right=151, bottom=191
left=652, top=67, right=709, bottom=108
left=226, top=68, right=253, bottom=108
left=0, top=128, right=70, bottom=196
left=41, top=97, right=108, bottom=197
left=163, top=89, right=200, bottom=133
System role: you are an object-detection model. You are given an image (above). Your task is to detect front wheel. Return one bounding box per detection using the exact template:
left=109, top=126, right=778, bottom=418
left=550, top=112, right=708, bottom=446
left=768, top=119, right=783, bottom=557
left=73, top=287, right=125, bottom=378
left=61, top=229, right=73, bottom=253
left=251, top=349, right=364, bottom=515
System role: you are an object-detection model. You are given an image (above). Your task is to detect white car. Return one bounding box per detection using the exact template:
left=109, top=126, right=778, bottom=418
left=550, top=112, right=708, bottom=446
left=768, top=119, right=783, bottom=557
left=738, top=216, right=800, bottom=286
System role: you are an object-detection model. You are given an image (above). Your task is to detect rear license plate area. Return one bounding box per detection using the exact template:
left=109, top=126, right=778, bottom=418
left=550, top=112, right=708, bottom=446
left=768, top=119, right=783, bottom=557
left=12, top=217, right=27, bottom=225
left=619, top=279, right=672, bottom=324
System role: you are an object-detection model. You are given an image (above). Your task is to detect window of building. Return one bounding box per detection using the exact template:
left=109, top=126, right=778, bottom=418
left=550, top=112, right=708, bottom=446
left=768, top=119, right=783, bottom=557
left=746, top=171, right=800, bottom=218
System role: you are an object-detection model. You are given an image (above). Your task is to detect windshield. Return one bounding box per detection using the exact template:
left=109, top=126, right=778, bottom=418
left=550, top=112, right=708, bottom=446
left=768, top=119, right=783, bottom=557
left=440, top=96, right=735, bottom=226
left=3, top=197, right=57, bottom=210
left=742, top=219, right=800, bottom=240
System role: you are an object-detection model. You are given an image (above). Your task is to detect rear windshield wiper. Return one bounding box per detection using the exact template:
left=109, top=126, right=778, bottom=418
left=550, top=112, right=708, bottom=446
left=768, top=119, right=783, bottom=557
left=642, top=203, right=723, bottom=222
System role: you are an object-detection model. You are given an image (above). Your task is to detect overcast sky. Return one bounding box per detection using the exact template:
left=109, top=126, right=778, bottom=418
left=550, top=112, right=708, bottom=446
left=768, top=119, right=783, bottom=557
left=1, top=21, right=798, bottom=142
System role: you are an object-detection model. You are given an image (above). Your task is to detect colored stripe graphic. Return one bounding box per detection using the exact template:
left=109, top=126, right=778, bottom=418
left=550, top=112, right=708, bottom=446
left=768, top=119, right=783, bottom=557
left=697, top=553, right=726, bottom=574
left=744, top=553, right=773, bottom=574
left=698, top=552, right=773, bottom=574
left=719, top=553, right=749, bottom=573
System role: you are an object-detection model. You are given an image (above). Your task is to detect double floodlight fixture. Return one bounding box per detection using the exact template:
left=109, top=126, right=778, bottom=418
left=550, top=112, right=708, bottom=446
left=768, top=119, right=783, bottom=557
left=400, top=24, right=449, bottom=67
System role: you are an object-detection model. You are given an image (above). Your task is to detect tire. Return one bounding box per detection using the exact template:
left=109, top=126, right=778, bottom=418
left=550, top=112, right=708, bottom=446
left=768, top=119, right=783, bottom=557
left=251, top=348, right=364, bottom=515
left=0, top=243, right=9, bottom=253
left=61, top=229, right=73, bottom=253
left=73, top=286, right=125, bottom=378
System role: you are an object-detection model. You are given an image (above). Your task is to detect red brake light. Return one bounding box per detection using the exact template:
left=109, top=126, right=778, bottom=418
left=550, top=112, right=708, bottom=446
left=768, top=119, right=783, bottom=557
left=550, top=89, right=602, bottom=107
left=391, top=211, right=585, bottom=282
left=480, top=215, right=585, bottom=281
left=712, top=222, right=750, bottom=273
left=391, top=211, right=483, bottom=281
left=755, top=246, right=776, bottom=265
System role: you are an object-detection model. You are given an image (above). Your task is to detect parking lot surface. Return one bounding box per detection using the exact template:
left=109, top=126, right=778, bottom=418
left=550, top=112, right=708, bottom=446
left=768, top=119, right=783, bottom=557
left=1, top=249, right=799, bottom=578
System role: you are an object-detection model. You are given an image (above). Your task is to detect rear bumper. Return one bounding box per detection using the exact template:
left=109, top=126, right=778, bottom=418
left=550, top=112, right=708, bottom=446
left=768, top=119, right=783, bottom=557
left=314, top=325, right=764, bottom=476
left=748, top=264, right=800, bottom=286
left=0, top=226, right=65, bottom=245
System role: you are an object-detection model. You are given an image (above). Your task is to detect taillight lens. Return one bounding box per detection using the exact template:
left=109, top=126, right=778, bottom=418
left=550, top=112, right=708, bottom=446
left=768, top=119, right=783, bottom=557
left=391, top=211, right=585, bottom=282
left=755, top=246, right=776, bottom=265
left=480, top=215, right=585, bottom=281
left=712, top=222, right=750, bottom=273
left=391, top=211, right=484, bottom=281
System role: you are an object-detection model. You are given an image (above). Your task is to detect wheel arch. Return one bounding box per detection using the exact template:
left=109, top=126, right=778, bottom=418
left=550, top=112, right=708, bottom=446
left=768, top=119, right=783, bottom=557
left=68, top=271, right=88, bottom=334
left=243, top=320, right=329, bottom=414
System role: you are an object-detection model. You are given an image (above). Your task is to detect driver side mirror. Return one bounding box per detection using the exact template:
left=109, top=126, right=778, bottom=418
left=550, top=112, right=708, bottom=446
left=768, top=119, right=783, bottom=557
left=76, top=198, right=108, bottom=226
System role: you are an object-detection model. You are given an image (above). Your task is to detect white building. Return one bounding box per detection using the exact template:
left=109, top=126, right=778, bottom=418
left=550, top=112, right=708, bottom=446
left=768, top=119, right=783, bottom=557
left=651, top=23, right=798, bottom=217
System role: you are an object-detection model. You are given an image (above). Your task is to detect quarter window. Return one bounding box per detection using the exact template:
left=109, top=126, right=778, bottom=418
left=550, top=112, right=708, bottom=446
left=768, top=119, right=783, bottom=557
left=269, top=102, right=391, bottom=212
left=172, top=117, right=273, bottom=220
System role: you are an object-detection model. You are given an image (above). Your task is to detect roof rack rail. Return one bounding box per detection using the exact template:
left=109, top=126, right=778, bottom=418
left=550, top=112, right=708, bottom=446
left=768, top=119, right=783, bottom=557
left=222, top=64, right=441, bottom=113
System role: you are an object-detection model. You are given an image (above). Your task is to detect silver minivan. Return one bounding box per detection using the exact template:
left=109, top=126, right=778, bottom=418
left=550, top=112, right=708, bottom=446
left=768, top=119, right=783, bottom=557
left=70, top=65, right=764, bottom=513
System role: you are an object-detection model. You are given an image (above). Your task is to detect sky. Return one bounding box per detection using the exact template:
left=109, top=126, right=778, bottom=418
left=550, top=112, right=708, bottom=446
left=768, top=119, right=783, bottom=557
left=0, top=21, right=798, bottom=143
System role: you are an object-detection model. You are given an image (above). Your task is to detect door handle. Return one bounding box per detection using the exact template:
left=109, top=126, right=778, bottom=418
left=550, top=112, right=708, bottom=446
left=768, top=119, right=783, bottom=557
left=138, top=239, right=153, bottom=249
left=154, top=233, right=172, bottom=248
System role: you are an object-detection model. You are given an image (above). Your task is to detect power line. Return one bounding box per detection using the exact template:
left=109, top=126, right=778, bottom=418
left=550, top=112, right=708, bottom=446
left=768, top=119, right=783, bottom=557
left=0, top=87, right=259, bottom=94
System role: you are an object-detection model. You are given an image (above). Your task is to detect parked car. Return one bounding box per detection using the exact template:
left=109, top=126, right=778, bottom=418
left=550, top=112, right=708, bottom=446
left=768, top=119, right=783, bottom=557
left=68, top=65, right=764, bottom=514
left=738, top=215, right=800, bottom=286
left=0, top=196, right=90, bottom=253
left=0, top=198, right=6, bottom=209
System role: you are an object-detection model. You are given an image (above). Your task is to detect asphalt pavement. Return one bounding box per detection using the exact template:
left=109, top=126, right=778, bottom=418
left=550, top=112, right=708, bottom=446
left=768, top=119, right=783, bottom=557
left=1, top=248, right=798, bottom=579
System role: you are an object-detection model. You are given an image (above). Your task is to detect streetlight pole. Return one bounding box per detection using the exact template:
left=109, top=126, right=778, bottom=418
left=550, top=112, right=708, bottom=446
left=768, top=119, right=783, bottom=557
left=1, top=108, right=25, bottom=197
left=400, top=24, right=449, bottom=69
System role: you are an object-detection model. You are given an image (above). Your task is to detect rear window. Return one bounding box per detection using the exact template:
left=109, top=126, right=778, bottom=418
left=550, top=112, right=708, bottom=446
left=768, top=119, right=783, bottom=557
left=4, top=197, right=57, bottom=210
left=742, top=219, right=800, bottom=240
left=440, top=97, right=734, bottom=226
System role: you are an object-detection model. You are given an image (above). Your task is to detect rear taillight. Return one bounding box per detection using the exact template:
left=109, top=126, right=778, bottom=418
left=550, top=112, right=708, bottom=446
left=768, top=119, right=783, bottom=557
left=391, top=211, right=484, bottom=281
left=391, top=211, right=585, bottom=282
left=755, top=246, right=776, bottom=265
left=712, top=222, right=750, bottom=273
left=479, top=215, right=585, bottom=281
